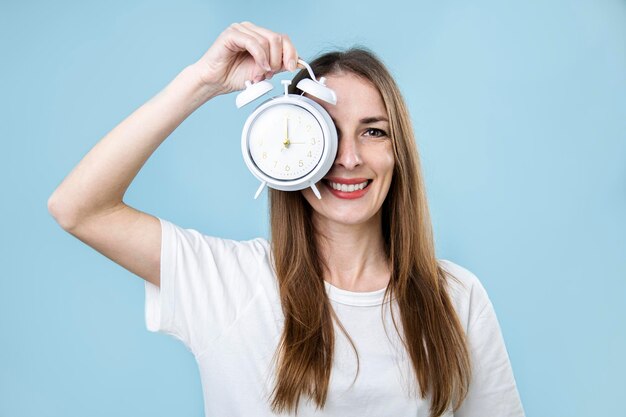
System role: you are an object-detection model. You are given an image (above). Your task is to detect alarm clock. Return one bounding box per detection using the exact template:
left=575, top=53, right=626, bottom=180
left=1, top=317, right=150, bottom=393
left=236, top=59, right=338, bottom=199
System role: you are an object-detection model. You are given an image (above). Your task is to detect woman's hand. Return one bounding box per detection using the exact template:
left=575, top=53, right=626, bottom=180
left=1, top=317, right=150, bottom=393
left=192, top=21, right=299, bottom=96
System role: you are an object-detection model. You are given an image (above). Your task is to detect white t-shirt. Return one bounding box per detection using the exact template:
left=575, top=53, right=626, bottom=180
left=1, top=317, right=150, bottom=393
left=145, top=217, right=525, bottom=417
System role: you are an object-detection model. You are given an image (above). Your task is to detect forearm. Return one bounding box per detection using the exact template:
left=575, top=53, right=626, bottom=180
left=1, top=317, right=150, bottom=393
left=48, top=64, right=219, bottom=228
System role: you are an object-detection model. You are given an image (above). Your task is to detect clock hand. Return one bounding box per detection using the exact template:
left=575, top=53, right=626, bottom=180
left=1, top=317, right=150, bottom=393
left=283, top=118, right=291, bottom=148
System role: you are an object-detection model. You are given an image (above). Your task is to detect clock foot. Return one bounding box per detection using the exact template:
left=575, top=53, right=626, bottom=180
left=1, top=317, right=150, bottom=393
left=310, top=183, right=322, bottom=199
left=254, top=181, right=267, bottom=199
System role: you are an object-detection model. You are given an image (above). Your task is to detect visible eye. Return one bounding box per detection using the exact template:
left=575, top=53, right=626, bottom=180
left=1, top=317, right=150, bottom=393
left=364, top=128, right=387, bottom=137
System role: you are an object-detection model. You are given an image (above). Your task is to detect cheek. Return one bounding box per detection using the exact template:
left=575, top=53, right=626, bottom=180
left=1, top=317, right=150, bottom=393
left=377, top=145, right=395, bottom=178
left=384, top=156, right=395, bottom=175
left=375, top=147, right=395, bottom=197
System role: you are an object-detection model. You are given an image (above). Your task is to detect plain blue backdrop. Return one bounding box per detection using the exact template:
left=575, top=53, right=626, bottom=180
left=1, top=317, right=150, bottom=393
left=1, top=0, right=624, bottom=416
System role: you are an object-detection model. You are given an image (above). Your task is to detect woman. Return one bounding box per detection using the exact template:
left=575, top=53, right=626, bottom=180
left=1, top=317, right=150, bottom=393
left=48, top=21, right=524, bottom=417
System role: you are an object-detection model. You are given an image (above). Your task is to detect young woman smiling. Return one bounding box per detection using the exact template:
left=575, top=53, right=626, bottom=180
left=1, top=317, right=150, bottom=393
left=48, top=21, right=524, bottom=417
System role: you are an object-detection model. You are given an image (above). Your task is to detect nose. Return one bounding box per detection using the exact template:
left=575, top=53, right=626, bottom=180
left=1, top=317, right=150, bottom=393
left=333, top=134, right=362, bottom=170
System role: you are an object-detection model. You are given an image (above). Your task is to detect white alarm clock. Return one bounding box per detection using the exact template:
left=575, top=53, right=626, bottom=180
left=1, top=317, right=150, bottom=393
left=236, top=59, right=338, bottom=199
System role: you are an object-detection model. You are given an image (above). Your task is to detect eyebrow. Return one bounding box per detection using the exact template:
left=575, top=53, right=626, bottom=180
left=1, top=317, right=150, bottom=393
left=330, top=116, right=389, bottom=125
left=360, top=116, right=389, bottom=124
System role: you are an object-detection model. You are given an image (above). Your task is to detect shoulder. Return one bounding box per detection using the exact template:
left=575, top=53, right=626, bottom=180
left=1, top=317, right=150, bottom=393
left=438, top=260, right=525, bottom=415
left=437, top=259, right=492, bottom=331
left=159, top=217, right=271, bottom=264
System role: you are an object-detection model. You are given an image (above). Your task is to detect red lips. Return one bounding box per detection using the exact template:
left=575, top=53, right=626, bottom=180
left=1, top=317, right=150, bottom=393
left=324, top=177, right=371, bottom=199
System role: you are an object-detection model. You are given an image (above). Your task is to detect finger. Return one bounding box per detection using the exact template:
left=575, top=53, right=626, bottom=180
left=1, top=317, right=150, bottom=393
left=235, top=24, right=276, bottom=78
left=279, top=34, right=299, bottom=72
left=241, top=22, right=299, bottom=72
left=240, top=22, right=285, bottom=73
left=225, top=24, right=272, bottom=72
left=231, top=22, right=273, bottom=70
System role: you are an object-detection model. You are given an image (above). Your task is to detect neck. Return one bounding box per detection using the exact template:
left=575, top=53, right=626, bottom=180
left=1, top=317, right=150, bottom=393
left=313, top=211, right=390, bottom=292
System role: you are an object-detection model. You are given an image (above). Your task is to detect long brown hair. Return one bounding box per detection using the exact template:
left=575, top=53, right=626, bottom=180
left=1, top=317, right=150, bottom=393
left=268, top=47, right=471, bottom=417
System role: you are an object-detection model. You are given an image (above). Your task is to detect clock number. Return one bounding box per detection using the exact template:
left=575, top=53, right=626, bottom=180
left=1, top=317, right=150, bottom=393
left=310, top=137, right=316, bottom=145
left=262, top=152, right=267, bottom=159
left=307, top=150, right=313, bottom=157
left=285, top=165, right=290, bottom=172
left=298, top=160, right=304, bottom=167
left=306, top=124, right=312, bottom=132
left=274, top=160, right=278, bottom=168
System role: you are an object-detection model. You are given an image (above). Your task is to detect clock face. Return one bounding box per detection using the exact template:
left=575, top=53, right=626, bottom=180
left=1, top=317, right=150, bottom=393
left=247, top=103, right=325, bottom=180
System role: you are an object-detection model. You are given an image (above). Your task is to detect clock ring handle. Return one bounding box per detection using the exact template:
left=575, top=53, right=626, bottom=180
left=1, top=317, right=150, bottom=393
left=295, top=59, right=337, bottom=105
left=297, top=59, right=323, bottom=84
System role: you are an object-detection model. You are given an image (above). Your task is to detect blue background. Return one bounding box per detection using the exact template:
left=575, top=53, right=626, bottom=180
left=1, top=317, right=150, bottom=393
left=1, top=0, right=624, bottom=416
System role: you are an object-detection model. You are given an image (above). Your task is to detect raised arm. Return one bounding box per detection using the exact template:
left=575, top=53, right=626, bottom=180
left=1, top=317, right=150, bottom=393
left=47, top=22, right=299, bottom=287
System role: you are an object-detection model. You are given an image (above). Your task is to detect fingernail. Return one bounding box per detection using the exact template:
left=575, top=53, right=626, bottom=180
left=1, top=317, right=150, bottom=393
left=288, top=59, right=296, bottom=71
left=263, top=61, right=272, bottom=72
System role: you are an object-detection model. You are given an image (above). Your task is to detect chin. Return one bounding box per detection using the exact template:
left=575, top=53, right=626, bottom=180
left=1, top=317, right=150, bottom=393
left=319, top=211, right=380, bottom=228
left=302, top=191, right=378, bottom=226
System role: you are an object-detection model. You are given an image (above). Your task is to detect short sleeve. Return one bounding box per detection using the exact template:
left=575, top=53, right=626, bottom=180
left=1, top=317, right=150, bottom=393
left=444, top=264, right=525, bottom=417
left=454, top=300, right=525, bottom=416
left=144, top=217, right=270, bottom=356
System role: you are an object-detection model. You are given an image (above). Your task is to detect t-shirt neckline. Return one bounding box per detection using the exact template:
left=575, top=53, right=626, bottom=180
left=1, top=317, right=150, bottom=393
left=323, top=280, right=392, bottom=307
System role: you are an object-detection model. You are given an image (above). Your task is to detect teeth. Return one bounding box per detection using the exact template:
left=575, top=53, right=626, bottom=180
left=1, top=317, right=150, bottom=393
left=328, top=180, right=369, bottom=192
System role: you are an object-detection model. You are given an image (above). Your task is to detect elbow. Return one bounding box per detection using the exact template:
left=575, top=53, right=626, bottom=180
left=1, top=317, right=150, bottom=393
left=47, top=193, right=78, bottom=231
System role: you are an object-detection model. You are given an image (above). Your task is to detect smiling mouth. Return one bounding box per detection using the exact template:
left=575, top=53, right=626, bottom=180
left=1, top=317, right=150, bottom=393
left=324, top=179, right=371, bottom=193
